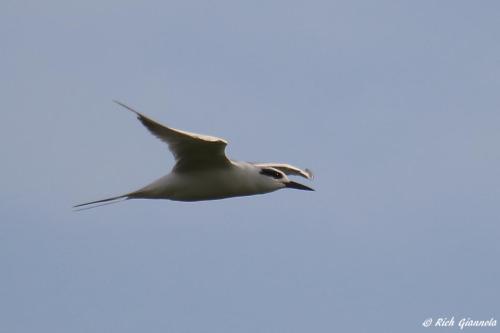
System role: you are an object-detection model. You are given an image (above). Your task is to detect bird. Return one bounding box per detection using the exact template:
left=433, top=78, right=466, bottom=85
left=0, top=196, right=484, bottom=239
left=74, top=101, right=314, bottom=210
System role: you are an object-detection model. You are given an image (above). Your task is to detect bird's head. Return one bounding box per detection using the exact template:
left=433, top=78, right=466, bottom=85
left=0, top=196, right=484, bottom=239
left=258, top=167, right=314, bottom=192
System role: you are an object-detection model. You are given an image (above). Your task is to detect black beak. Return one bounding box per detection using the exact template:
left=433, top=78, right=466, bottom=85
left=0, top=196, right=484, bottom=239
left=285, top=181, right=315, bottom=191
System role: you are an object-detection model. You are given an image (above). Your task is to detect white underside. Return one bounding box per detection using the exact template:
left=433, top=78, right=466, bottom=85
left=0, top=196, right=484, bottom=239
left=134, top=161, right=284, bottom=201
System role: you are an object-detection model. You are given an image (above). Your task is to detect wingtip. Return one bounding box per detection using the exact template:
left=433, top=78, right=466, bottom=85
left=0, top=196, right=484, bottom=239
left=112, top=99, right=124, bottom=107
left=112, top=100, right=140, bottom=115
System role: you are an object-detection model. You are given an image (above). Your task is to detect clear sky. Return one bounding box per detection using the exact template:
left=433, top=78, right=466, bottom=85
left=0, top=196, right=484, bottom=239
left=1, top=1, right=499, bottom=332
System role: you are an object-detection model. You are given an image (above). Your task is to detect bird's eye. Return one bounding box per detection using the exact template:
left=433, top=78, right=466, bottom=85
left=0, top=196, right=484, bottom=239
left=260, top=168, right=283, bottom=179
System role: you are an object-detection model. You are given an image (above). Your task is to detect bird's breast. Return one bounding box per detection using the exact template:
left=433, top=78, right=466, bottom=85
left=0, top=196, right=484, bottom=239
left=162, top=167, right=275, bottom=201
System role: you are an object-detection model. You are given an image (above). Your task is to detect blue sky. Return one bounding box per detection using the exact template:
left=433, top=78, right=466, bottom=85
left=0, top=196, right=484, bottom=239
left=1, top=1, right=499, bottom=332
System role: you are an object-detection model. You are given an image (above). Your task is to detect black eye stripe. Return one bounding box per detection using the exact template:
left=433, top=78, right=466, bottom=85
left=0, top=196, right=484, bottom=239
left=260, top=168, right=283, bottom=179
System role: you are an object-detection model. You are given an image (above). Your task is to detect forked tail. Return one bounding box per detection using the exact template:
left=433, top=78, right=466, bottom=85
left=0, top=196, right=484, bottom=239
left=73, top=194, right=129, bottom=211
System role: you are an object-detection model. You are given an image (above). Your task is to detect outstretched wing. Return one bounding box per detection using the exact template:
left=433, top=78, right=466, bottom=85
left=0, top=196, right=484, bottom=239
left=114, top=101, right=231, bottom=172
left=254, top=163, right=313, bottom=179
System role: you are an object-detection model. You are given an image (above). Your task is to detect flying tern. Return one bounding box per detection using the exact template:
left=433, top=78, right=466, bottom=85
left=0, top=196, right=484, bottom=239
left=74, top=101, right=314, bottom=209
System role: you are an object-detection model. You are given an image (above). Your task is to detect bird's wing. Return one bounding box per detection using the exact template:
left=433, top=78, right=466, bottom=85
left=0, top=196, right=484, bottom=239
left=254, top=163, right=313, bottom=179
left=114, top=100, right=231, bottom=172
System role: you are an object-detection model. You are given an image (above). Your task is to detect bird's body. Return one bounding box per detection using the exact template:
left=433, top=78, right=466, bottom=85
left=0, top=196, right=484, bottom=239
left=133, top=161, right=280, bottom=202
left=75, top=101, right=314, bottom=209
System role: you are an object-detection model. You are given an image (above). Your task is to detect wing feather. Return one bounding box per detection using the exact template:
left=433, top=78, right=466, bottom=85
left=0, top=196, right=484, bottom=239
left=113, top=100, right=230, bottom=172
left=254, top=163, right=313, bottom=179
